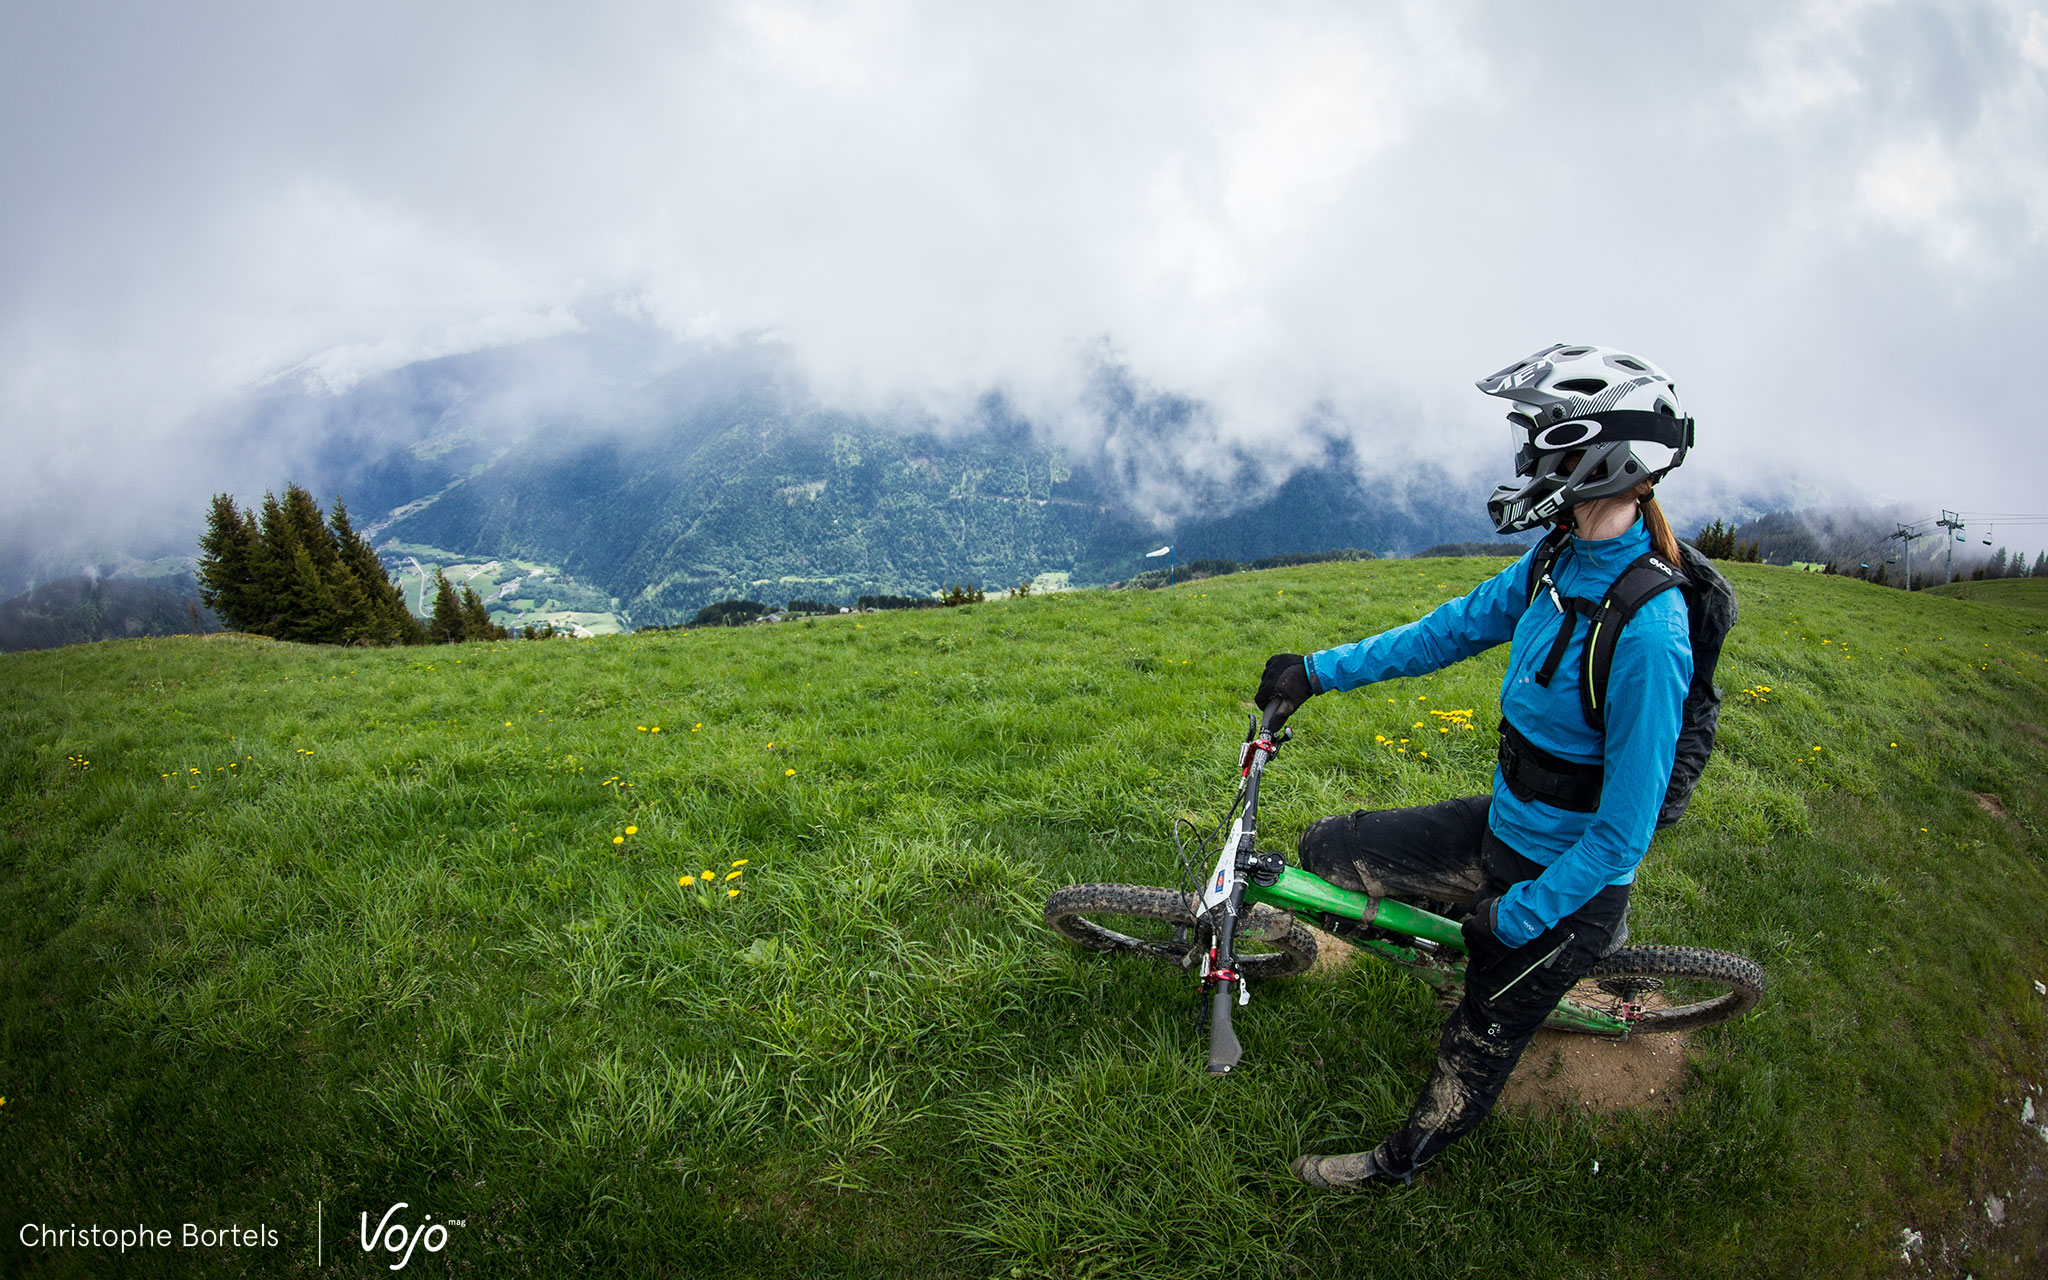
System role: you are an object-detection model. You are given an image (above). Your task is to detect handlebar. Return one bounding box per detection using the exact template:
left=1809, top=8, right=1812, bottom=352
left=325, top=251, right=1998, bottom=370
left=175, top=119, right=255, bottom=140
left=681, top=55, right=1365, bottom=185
left=1206, top=977, right=1243, bottom=1073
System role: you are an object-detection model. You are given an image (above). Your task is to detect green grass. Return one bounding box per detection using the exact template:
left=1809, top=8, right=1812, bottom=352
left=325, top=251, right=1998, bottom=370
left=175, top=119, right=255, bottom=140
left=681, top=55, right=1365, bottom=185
left=3, top=560, right=2045, bottom=1277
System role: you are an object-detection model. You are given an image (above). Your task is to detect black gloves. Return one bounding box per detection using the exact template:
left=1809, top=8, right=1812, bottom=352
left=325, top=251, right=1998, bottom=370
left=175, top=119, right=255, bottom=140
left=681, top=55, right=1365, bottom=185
left=1254, top=653, right=1317, bottom=729
left=1460, top=895, right=1508, bottom=961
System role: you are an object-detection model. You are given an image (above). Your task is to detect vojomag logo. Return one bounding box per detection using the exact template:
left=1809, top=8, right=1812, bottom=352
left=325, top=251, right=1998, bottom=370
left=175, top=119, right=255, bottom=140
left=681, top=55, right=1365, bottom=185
left=360, top=1203, right=462, bottom=1271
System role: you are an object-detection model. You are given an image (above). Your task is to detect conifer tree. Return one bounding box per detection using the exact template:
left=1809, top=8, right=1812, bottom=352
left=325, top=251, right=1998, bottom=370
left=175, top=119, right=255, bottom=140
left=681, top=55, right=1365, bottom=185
left=197, top=485, right=429, bottom=646
left=427, top=570, right=467, bottom=644
left=255, top=493, right=340, bottom=642
left=196, top=493, right=264, bottom=630
left=282, top=485, right=346, bottom=584
left=330, top=500, right=422, bottom=644
left=458, top=584, right=505, bottom=640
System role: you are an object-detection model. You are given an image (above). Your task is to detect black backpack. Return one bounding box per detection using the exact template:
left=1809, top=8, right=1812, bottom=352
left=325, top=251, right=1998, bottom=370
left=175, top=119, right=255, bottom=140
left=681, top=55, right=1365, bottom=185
left=1519, top=525, right=1737, bottom=828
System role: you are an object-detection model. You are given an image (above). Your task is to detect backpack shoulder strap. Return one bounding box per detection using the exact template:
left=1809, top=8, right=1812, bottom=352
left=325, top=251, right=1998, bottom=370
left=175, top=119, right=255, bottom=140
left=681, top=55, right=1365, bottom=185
left=1524, top=524, right=1575, bottom=609
left=1580, top=551, right=1688, bottom=731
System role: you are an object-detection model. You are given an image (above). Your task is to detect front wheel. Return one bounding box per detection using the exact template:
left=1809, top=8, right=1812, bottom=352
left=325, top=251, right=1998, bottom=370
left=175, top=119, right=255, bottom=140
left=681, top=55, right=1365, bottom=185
left=1550, top=945, right=1766, bottom=1035
left=1044, top=883, right=1318, bottom=979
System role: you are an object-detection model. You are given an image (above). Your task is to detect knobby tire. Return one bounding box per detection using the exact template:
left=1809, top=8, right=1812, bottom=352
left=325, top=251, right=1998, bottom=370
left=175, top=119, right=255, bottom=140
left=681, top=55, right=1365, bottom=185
left=1044, top=883, right=1318, bottom=979
left=1553, top=944, right=1767, bottom=1035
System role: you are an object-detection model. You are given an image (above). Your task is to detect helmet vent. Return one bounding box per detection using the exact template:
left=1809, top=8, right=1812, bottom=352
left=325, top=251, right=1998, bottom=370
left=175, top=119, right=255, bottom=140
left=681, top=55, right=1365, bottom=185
left=1557, top=347, right=1592, bottom=358
left=1655, top=400, right=1676, bottom=416
left=1614, top=357, right=1647, bottom=371
left=1554, top=378, right=1608, bottom=394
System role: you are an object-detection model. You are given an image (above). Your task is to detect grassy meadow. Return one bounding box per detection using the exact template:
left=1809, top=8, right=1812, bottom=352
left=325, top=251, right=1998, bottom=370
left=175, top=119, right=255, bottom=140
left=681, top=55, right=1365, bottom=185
left=3, top=561, right=2046, bottom=1277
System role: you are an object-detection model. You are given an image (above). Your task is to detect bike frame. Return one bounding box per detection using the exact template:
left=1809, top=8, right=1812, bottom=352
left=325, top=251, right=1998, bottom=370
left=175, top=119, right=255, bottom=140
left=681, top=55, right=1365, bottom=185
left=1197, top=711, right=1630, bottom=1073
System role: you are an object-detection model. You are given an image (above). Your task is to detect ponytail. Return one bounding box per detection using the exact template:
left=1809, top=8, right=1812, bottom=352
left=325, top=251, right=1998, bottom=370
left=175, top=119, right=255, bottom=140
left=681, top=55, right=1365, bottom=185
left=1639, top=490, right=1682, bottom=563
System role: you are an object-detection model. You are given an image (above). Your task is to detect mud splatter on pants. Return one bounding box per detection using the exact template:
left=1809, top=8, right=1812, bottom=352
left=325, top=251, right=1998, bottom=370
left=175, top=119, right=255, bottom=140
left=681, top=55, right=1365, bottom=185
left=1297, top=795, right=1631, bottom=1177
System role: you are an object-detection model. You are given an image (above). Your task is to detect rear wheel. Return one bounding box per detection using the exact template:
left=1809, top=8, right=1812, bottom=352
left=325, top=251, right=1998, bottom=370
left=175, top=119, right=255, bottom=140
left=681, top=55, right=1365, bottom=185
left=1044, top=883, right=1317, bottom=979
left=1550, top=945, right=1766, bottom=1035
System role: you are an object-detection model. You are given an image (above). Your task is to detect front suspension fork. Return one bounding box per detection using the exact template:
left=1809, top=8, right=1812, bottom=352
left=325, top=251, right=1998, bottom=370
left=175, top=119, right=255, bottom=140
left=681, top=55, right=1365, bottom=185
left=1203, top=882, right=1248, bottom=1074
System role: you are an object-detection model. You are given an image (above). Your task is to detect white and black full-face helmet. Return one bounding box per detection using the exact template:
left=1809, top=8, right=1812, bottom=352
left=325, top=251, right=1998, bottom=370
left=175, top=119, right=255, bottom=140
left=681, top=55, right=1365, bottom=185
left=1479, top=343, right=1694, bottom=535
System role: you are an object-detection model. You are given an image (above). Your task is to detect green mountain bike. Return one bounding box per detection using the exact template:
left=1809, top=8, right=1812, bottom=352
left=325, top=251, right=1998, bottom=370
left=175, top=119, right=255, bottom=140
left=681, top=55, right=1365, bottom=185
left=1045, top=711, right=1767, bottom=1074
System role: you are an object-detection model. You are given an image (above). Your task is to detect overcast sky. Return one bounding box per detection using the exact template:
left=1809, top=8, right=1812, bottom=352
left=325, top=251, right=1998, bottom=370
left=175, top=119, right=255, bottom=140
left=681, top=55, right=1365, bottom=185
left=3, top=0, right=2044, bottom=564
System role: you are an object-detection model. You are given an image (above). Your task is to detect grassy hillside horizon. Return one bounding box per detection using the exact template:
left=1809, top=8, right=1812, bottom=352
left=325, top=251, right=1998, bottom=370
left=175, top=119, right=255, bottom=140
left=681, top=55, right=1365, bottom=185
left=3, top=558, right=2045, bottom=1277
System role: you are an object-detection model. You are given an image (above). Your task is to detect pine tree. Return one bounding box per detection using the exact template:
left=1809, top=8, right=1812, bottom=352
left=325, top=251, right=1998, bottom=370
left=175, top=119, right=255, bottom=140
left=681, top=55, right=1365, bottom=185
left=282, top=485, right=345, bottom=582
left=196, top=493, right=263, bottom=630
left=250, top=492, right=294, bottom=636
left=2034, top=551, right=2047, bottom=578
left=254, top=492, right=340, bottom=642
left=330, top=500, right=422, bottom=644
left=1692, top=520, right=1759, bottom=561
left=427, top=570, right=466, bottom=644
left=196, top=484, right=430, bottom=646
left=458, top=584, right=504, bottom=640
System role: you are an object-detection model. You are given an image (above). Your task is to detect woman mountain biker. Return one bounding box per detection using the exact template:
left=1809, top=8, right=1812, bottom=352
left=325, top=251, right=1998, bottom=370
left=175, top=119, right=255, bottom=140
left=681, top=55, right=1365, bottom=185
left=1255, top=343, right=1699, bottom=1189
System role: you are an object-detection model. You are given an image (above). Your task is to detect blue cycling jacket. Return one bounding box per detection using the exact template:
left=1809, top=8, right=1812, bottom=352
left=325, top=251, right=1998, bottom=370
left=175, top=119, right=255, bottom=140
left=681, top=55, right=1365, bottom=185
left=1304, top=519, right=1691, bottom=947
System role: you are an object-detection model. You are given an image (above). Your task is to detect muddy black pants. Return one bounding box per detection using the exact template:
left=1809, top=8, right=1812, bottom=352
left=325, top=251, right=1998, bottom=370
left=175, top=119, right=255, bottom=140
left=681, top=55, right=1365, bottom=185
left=1297, top=795, right=1631, bottom=1175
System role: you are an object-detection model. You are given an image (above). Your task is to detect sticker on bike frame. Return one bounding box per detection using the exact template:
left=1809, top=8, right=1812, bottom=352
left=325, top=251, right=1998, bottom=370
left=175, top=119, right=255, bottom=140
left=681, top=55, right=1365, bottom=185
left=1201, top=815, right=1248, bottom=914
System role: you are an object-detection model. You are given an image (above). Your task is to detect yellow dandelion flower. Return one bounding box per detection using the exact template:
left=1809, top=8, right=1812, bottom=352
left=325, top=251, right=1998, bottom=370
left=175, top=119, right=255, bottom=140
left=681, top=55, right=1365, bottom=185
left=1419, top=751, right=1428, bottom=758
left=625, top=825, right=637, bottom=835
left=613, top=835, right=625, bottom=845
left=701, top=870, right=714, bottom=881
left=678, top=876, right=688, bottom=886
left=1890, top=742, right=1898, bottom=748
left=728, top=888, right=741, bottom=898
left=730, top=859, right=749, bottom=867
left=785, top=768, right=796, bottom=777
left=725, top=869, right=743, bottom=880
left=651, top=726, right=660, bottom=733
left=638, top=725, right=648, bottom=732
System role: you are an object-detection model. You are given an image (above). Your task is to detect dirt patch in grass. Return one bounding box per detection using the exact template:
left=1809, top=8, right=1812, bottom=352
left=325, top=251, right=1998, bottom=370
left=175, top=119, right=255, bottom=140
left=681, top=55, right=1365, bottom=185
left=1499, top=1029, right=1690, bottom=1116
left=1307, top=925, right=1693, bottom=1117
left=1306, top=923, right=1354, bottom=974
left=1976, top=792, right=2011, bottom=817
